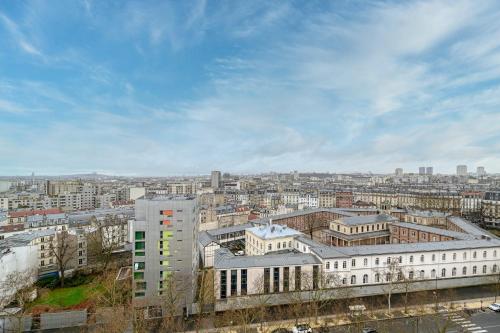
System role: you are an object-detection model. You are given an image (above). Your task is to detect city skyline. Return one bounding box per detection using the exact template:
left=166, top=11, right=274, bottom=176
left=1, top=1, right=500, bottom=175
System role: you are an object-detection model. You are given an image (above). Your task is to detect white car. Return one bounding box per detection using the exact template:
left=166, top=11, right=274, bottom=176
left=292, top=324, right=312, bottom=333
left=488, top=303, right=500, bottom=312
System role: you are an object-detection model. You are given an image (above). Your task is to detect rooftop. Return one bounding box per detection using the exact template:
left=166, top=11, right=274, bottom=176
left=246, top=221, right=302, bottom=240
left=339, top=214, right=398, bottom=226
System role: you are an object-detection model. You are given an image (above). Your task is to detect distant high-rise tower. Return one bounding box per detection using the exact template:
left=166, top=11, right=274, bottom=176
left=418, top=167, right=426, bottom=175
left=426, top=167, right=433, bottom=175
left=457, top=165, right=468, bottom=176
left=395, top=168, right=403, bottom=176
left=477, top=166, right=486, bottom=176
left=211, top=170, right=221, bottom=189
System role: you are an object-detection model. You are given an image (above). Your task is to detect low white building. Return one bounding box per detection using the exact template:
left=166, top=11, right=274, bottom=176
left=245, top=221, right=301, bottom=256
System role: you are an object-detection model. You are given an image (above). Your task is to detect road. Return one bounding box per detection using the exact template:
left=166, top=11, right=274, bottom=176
left=318, top=308, right=500, bottom=333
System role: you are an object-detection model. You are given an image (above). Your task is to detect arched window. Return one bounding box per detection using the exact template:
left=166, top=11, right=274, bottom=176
left=419, top=270, right=424, bottom=278
left=431, top=269, right=436, bottom=278
left=363, top=274, right=368, bottom=284
left=452, top=267, right=457, bottom=276
left=473, top=266, right=477, bottom=274
left=441, top=268, right=446, bottom=277
left=463, top=266, right=467, bottom=275
left=483, top=265, right=487, bottom=274
left=397, top=271, right=403, bottom=281
left=375, top=273, right=380, bottom=283
left=409, top=271, right=414, bottom=279
left=351, top=275, right=356, bottom=284
left=342, top=278, right=347, bottom=285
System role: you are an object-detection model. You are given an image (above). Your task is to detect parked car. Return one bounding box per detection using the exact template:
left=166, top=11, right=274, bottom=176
left=271, top=329, right=290, bottom=333
left=362, top=328, right=378, bottom=333
left=292, top=324, right=312, bottom=333
left=488, top=303, right=500, bottom=312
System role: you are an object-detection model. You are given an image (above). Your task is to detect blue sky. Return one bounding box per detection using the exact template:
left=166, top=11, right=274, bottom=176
left=1, top=0, right=500, bottom=176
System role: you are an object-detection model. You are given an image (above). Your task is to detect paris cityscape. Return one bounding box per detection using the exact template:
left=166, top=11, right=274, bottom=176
left=1, top=1, right=500, bottom=333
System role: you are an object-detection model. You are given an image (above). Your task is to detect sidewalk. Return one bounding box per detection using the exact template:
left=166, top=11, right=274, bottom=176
left=187, top=296, right=498, bottom=333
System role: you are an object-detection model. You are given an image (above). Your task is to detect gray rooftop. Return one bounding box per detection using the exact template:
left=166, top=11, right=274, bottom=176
left=340, top=214, right=398, bottom=226
left=206, top=222, right=255, bottom=237
left=322, top=229, right=391, bottom=241
left=0, top=229, right=55, bottom=256
left=214, top=247, right=321, bottom=269
left=392, top=222, right=475, bottom=240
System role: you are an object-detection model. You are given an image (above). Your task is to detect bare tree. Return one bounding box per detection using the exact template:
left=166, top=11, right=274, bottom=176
left=375, top=256, right=403, bottom=315
left=194, top=268, right=215, bottom=333
left=49, top=230, right=78, bottom=287
left=90, top=269, right=132, bottom=333
left=0, top=269, right=37, bottom=333
left=161, top=272, right=189, bottom=332
left=87, top=215, right=126, bottom=271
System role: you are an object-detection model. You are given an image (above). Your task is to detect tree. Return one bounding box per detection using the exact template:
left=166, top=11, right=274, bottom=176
left=0, top=269, right=37, bottom=333
left=194, top=268, right=215, bottom=333
left=87, top=215, right=126, bottom=271
left=160, top=272, right=189, bottom=332
left=49, top=230, right=78, bottom=287
left=90, top=269, right=133, bottom=333
left=375, top=256, right=403, bottom=315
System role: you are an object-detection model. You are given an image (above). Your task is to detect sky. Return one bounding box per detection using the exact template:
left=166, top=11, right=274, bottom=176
left=1, top=0, right=500, bottom=176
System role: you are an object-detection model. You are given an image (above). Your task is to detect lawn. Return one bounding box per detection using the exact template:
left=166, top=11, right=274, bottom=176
left=31, top=284, right=96, bottom=309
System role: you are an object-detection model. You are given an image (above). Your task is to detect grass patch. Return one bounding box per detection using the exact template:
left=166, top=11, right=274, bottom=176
left=31, top=284, right=96, bottom=308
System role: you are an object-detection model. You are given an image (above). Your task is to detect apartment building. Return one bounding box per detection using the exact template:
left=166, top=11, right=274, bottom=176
left=132, top=195, right=199, bottom=316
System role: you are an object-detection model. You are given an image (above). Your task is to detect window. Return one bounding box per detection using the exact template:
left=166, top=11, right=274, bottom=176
left=273, top=268, right=280, bottom=293
left=231, top=270, right=238, bottom=296
left=277, top=242, right=281, bottom=249
left=342, top=278, right=347, bottom=285
left=463, top=252, right=467, bottom=260
left=453, top=253, right=456, bottom=260
left=483, top=251, right=487, bottom=258
left=494, top=265, right=498, bottom=273
left=135, top=282, right=146, bottom=290
left=364, top=258, right=368, bottom=266
left=135, top=242, right=145, bottom=250
left=334, top=261, right=338, bottom=269
left=313, top=265, right=319, bottom=290
left=432, top=254, right=436, bottom=262
left=352, top=259, right=356, bottom=267
left=326, top=262, right=330, bottom=270
left=375, top=258, right=380, bottom=265
left=463, top=267, right=467, bottom=275
left=283, top=267, right=289, bottom=292
left=134, top=272, right=144, bottom=280
left=268, top=244, right=272, bottom=251
left=473, top=251, right=477, bottom=259
left=452, top=268, right=457, bottom=276
left=363, top=274, right=368, bottom=284
left=442, top=253, right=446, bottom=261
left=494, top=250, right=497, bottom=258
left=431, top=269, right=436, bottom=278
left=283, top=242, right=286, bottom=248
left=351, top=275, right=356, bottom=285
left=343, top=261, right=347, bottom=269
left=288, top=241, right=292, bottom=248
left=473, top=266, right=477, bottom=274
left=399, top=256, right=403, bottom=264
left=386, top=273, right=392, bottom=281
left=134, top=262, right=145, bottom=270
left=409, top=271, right=414, bottom=279
left=409, top=255, right=414, bottom=263
left=295, top=266, right=301, bottom=290
left=420, top=270, right=425, bottom=279
left=135, top=231, right=145, bottom=240
left=441, top=268, right=446, bottom=277
left=264, top=268, right=270, bottom=293
left=220, top=271, right=227, bottom=299
left=387, top=257, right=391, bottom=264
left=375, top=273, right=380, bottom=282
left=483, top=265, right=487, bottom=274
left=420, top=255, right=425, bottom=262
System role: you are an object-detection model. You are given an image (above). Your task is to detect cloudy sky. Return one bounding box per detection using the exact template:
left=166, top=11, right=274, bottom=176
left=1, top=0, right=500, bottom=176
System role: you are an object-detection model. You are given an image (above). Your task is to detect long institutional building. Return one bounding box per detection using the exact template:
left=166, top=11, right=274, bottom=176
left=133, top=196, right=500, bottom=314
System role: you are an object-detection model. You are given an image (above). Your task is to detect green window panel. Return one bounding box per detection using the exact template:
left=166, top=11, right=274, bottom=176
left=135, top=241, right=145, bottom=250
left=135, top=231, right=145, bottom=240
left=134, top=272, right=144, bottom=280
